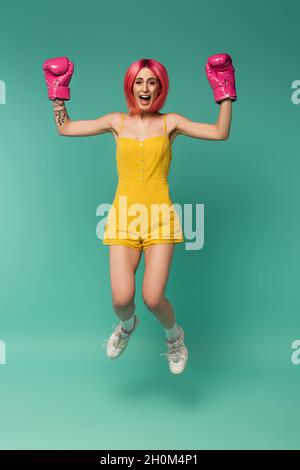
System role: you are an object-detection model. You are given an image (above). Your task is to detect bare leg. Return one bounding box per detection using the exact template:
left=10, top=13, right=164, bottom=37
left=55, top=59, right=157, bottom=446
left=142, top=244, right=177, bottom=328
left=108, top=245, right=142, bottom=321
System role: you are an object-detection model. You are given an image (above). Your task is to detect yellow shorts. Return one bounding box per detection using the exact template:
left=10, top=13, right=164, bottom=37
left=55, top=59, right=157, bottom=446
left=102, top=183, right=184, bottom=251
left=103, top=237, right=184, bottom=251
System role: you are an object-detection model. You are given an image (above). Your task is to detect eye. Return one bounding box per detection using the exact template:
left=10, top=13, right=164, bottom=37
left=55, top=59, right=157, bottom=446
left=135, top=81, right=157, bottom=85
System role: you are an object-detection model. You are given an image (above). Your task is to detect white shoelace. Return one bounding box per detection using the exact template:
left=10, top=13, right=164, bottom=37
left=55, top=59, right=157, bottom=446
left=102, top=322, right=131, bottom=349
left=160, top=332, right=186, bottom=362
left=160, top=345, right=186, bottom=361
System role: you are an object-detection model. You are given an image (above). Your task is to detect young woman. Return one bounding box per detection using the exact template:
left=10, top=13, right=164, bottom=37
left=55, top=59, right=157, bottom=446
left=42, top=55, right=236, bottom=375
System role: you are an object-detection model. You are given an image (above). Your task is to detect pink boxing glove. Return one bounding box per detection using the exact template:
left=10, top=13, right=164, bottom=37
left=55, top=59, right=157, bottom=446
left=42, top=57, right=74, bottom=100
left=205, top=53, right=237, bottom=104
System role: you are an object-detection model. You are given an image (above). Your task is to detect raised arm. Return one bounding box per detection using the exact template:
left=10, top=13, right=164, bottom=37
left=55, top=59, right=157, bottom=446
left=43, top=56, right=114, bottom=137
left=171, top=99, right=232, bottom=141
left=52, top=99, right=114, bottom=137
left=171, top=53, right=236, bottom=142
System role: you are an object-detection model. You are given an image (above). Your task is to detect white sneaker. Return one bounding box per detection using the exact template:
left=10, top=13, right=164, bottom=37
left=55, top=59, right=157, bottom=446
left=103, top=314, right=140, bottom=360
left=160, top=326, right=188, bottom=374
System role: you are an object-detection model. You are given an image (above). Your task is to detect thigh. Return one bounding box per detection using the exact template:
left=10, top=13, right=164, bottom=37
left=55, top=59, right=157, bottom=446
left=142, top=244, right=175, bottom=302
left=109, top=245, right=142, bottom=305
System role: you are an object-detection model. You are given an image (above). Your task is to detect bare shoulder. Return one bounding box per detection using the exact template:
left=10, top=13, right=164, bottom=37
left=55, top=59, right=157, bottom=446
left=166, top=112, right=183, bottom=129
left=165, top=113, right=181, bottom=141
left=107, top=112, right=122, bottom=133
left=165, top=113, right=179, bottom=123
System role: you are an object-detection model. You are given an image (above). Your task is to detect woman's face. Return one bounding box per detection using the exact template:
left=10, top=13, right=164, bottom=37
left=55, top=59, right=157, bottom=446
left=132, top=67, right=161, bottom=110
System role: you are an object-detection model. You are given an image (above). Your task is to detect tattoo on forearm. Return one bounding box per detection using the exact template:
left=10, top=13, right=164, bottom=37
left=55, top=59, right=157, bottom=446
left=53, top=98, right=70, bottom=126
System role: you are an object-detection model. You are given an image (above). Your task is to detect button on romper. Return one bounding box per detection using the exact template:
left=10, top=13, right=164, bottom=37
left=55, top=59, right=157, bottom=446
left=103, top=113, right=185, bottom=251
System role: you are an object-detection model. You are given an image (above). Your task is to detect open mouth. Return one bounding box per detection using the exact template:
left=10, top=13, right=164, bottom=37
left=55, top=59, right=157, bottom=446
left=139, top=94, right=151, bottom=105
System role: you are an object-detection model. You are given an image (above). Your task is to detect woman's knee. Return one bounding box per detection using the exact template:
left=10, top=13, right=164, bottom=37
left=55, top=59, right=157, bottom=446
left=112, top=289, right=135, bottom=312
left=111, top=277, right=136, bottom=311
left=142, top=292, right=165, bottom=312
left=112, top=295, right=135, bottom=311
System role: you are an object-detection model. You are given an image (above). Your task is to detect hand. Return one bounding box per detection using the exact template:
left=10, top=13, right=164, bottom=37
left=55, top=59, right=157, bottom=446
left=42, top=57, right=74, bottom=100
left=205, top=53, right=237, bottom=104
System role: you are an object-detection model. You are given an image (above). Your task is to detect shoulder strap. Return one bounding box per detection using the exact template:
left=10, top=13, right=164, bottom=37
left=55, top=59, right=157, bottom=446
left=163, top=114, right=167, bottom=135
left=119, top=112, right=125, bottom=137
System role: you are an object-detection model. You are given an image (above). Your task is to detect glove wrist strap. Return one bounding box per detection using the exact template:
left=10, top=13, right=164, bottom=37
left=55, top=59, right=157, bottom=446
left=48, top=85, right=70, bottom=100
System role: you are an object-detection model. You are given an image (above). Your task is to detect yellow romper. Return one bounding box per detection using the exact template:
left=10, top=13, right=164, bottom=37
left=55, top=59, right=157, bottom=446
left=103, top=112, right=185, bottom=251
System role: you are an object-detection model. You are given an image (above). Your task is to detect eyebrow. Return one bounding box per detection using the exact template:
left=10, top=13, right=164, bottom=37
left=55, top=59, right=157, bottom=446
left=135, top=77, right=157, bottom=80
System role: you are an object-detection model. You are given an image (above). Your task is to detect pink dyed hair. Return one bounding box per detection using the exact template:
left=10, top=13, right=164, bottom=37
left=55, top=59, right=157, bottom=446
left=123, top=58, right=169, bottom=115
